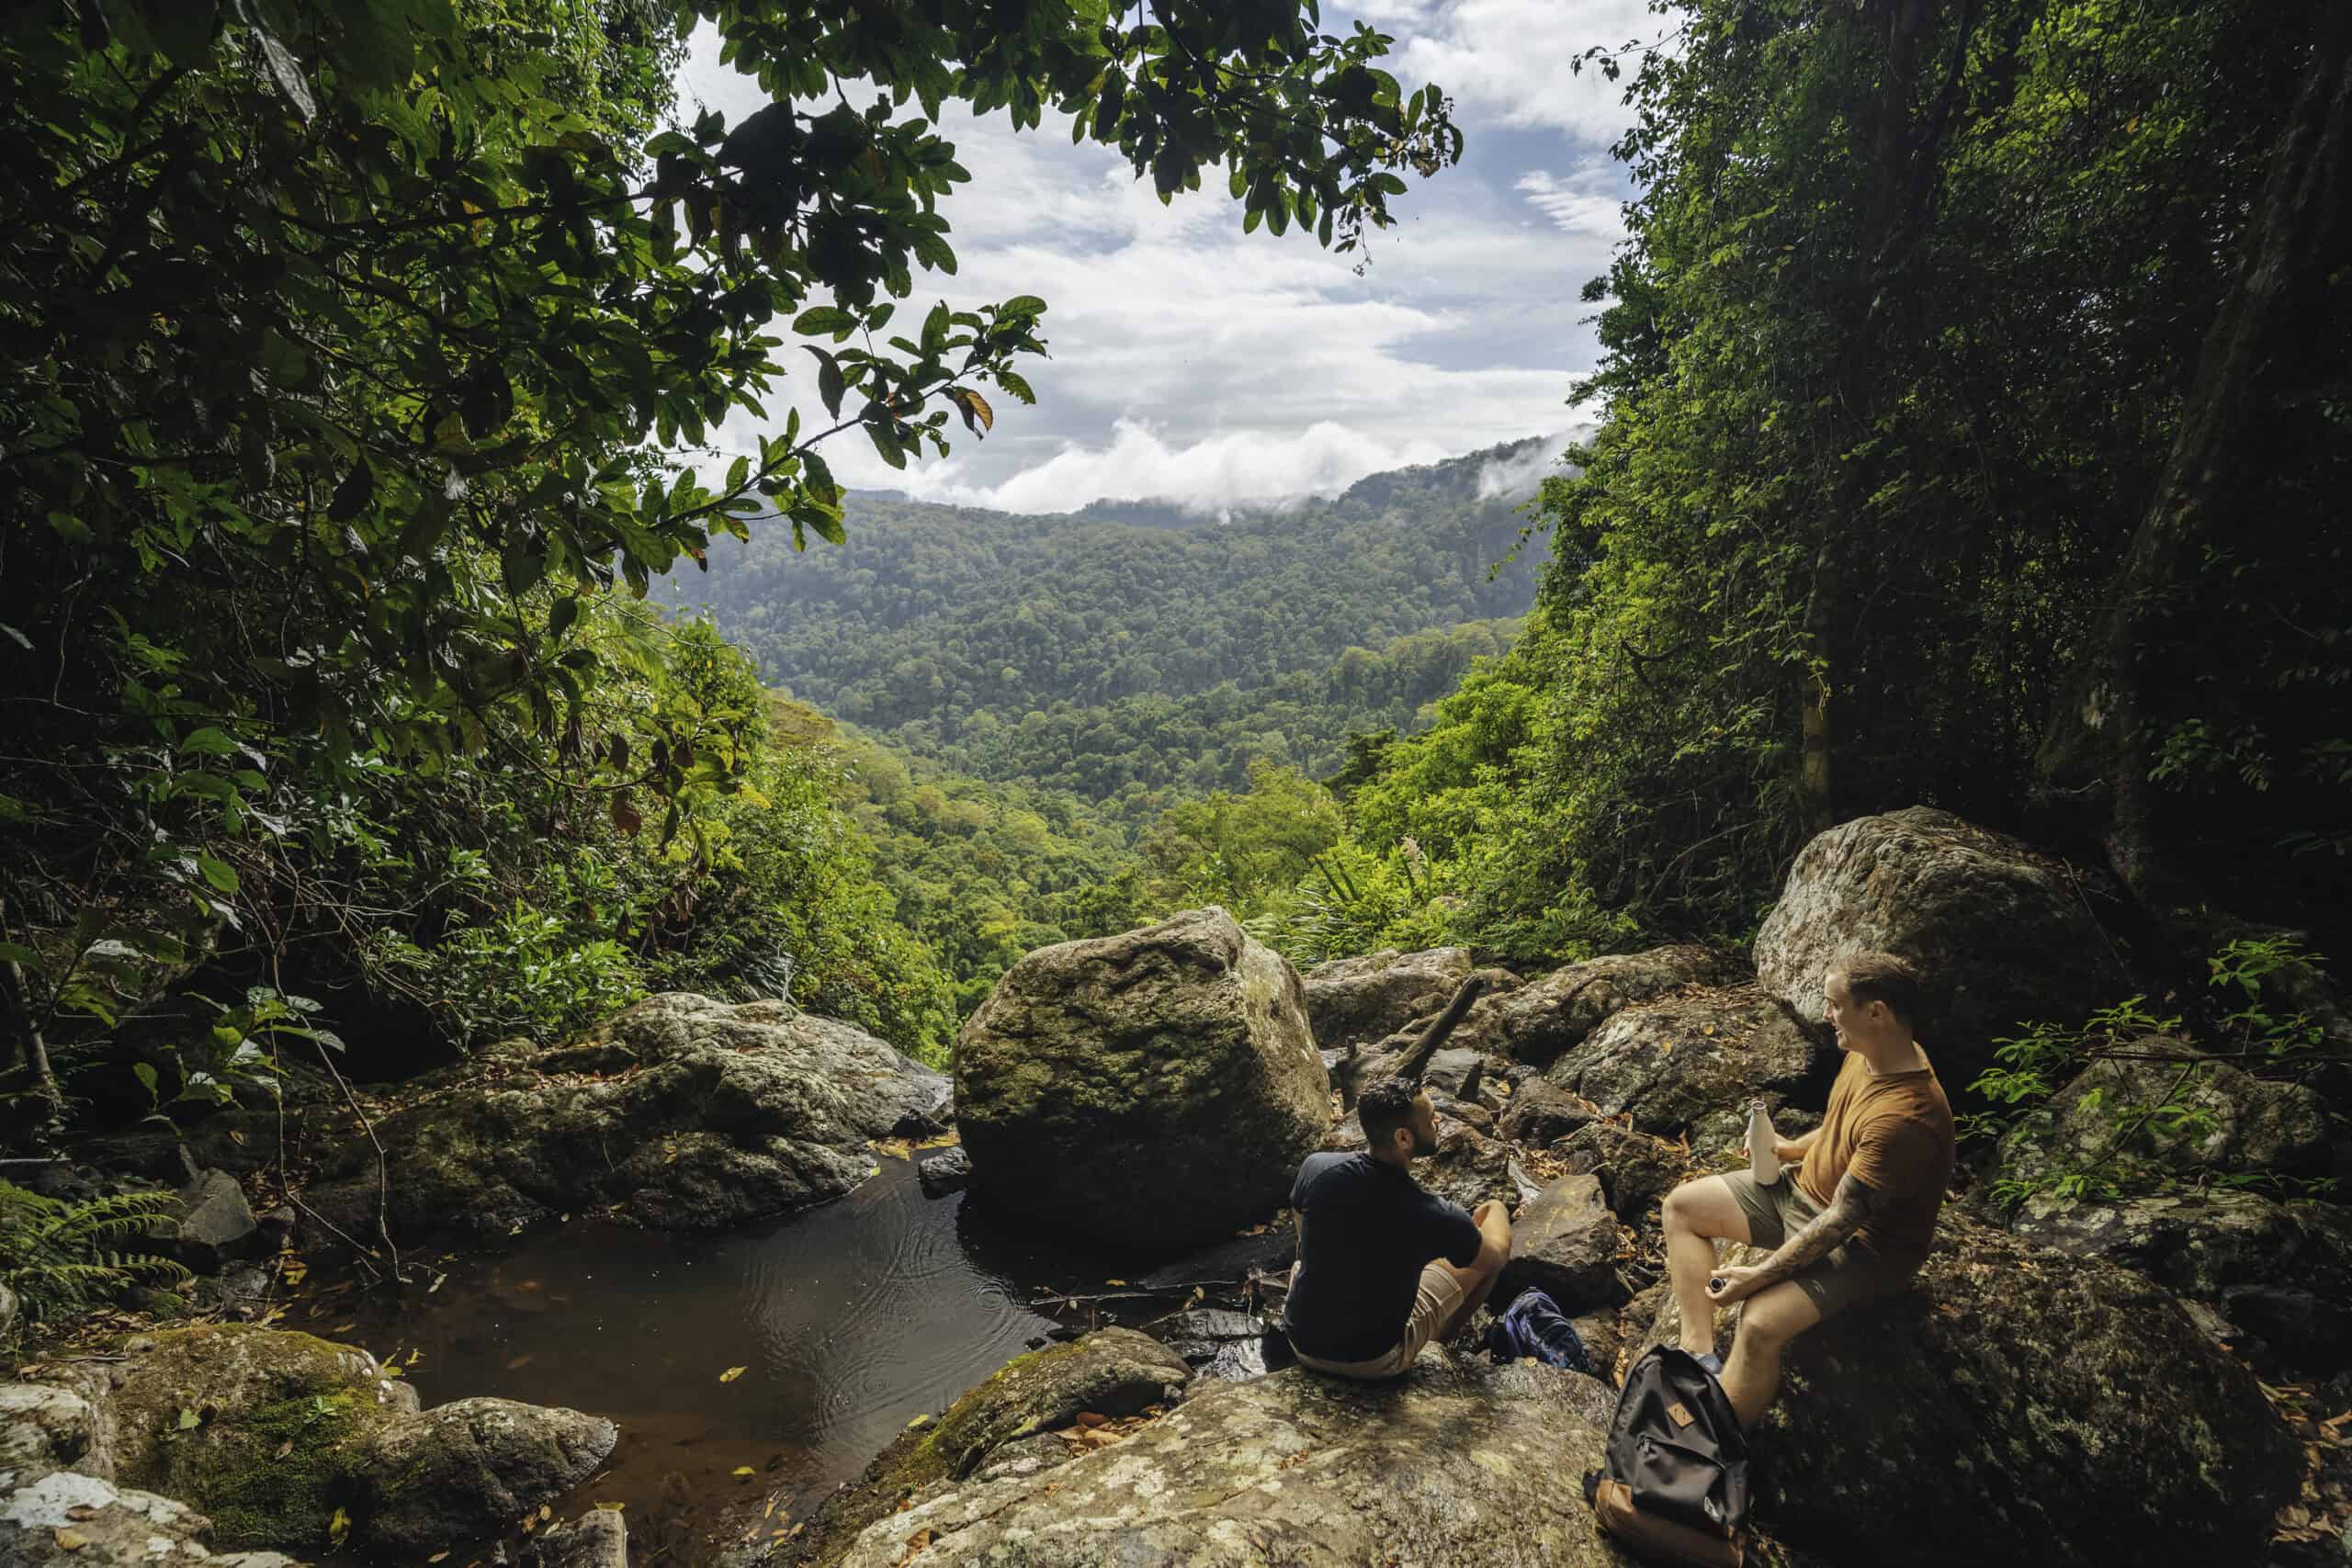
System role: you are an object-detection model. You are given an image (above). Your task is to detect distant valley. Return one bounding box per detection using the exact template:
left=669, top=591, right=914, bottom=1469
left=660, top=436, right=1568, bottom=807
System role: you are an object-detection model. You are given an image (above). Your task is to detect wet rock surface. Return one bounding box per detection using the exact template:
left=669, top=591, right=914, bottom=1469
left=309, top=994, right=953, bottom=1240
left=527, top=1508, right=630, bottom=1568
left=1754, top=807, right=2128, bottom=1089
left=1546, top=985, right=1835, bottom=1148
left=1645, top=1212, right=2301, bottom=1568
left=956, top=908, right=1332, bottom=1254
left=1147, top=1308, right=1292, bottom=1381
left=831, top=1354, right=1634, bottom=1568
left=915, top=1146, right=972, bottom=1197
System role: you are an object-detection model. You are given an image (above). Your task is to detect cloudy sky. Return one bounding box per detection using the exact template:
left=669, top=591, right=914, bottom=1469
left=676, top=2, right=1667, bottom=513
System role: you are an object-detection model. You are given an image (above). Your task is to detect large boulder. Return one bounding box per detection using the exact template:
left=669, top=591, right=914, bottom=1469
left=1497, top=1173, right=1624, bottom=1310
left=1444, top=944, right=1745, bottom=1067
left=2009, top=1190, right=2352, bottom=1372
left=358, top=1398, right=622, bottom=1554
left=51, top=1324, right=613, bottom=1555
left=309, top=994, right=951, bottom=1239
left=1301, top=947, right=1488, bottom=1048
left=956, top=909, right=1332, bottom=1254
left=1546, top=986, right=1837, bottom=1149
left=1754, top=807, right=2128, bottom=1091
left=1645, top=1212, right=2301, bottom=1568
left=1999, top=1045, right=2345, bottom=1188
left=830, top=1356, right=1635, bottom=1568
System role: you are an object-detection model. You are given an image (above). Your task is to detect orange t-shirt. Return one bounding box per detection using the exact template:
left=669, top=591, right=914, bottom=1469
left=1795, top=1049, right=1954, bottom=1263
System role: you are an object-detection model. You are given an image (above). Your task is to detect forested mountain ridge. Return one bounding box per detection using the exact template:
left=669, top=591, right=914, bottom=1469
left=656, top=438, right=1561, bottom=795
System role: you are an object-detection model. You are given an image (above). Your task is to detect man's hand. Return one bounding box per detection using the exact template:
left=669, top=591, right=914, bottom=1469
left=1772, top=1137, right=1810, bottom=1162
left=1705, top=1264, right=1766, bottom=1306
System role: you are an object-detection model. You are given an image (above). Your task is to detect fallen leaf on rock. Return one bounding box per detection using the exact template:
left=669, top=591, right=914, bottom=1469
left=719, top=1365, right=748, bottom=1382
left=328, top=1506, right=352, bottom=1546
left=593, top=1502, right=625, bottom=1512
left=506, top=1355, right=534, bottom=1371
left=1074, top=1411, right=1108, bottom=1428
left=53, top=1529, right=89, bottom=1551
left=63, top=1506, right=98, bottom=1521
left=733, top=1466, right=756, bottom=1478
left=1104, top=1279, right=1126, bottom=1287
left=428, top=1554, right=449, bottom=1563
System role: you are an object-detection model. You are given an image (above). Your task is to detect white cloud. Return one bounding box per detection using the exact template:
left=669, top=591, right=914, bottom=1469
left=671, top=14, right=1631, bottom=513
left=1515, top=167, right=1627, bottom=242
left=918, top=417, right=1453, bottom=514
left=1476, top=429, right=1590, bottom=499
left=1383, top=0, right=1672, bottom=143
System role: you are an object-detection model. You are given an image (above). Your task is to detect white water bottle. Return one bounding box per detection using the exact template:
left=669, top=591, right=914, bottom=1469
left=1748, top=1099, right=1781, bottom=1187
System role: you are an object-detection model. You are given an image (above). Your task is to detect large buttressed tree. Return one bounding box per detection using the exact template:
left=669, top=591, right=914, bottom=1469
left=0, top=0, right=1460, bottom=1119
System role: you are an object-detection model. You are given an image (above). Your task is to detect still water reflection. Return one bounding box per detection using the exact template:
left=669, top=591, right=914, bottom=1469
left=346, top=1157, right=1065, bottom=1557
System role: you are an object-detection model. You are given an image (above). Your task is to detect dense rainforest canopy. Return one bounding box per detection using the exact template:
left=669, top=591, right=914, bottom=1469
left=658, top=442, right=1541, bottom=800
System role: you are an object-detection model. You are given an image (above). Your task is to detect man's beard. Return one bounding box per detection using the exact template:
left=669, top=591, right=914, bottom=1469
left=1410, top=1122, right=1440, bottom=1157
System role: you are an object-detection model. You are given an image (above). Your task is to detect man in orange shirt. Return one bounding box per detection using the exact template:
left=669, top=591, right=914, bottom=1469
left=1657, top=952, right=1956, bottom=1426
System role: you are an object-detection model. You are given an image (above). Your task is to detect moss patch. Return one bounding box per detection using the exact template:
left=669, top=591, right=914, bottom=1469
left=173, top=1387, right=373, bottom=1547
left=94, top=1324, right=402, bottom=1550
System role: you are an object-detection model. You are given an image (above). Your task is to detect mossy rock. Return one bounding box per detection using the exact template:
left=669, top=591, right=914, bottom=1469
left=1644, top=1211, right=2301, bottom=1567
left=62, top=1324, right=612, bottom=1555
left=956, top=908, right=1332, bottom=1254
left=766, top=1329, right=1191, bottom=1568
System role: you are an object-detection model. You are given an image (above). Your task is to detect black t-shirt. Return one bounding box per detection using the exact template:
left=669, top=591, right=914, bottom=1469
left=1281, top=1151, right=1484, bottom=1362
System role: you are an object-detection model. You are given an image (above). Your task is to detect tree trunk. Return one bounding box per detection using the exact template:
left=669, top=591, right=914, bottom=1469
left=2036, top=14, right=2352, bottom=1040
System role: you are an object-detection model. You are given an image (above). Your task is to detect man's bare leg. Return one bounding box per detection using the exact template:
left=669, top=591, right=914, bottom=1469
left=1435, top=1199, right=1512, bottom=1341
left=1719, top=1281, right=1821, bottom=1427
left=1436, top=1255, right=1501, bottom=1341
left=1660, top=1177, right=1753, bottom=1359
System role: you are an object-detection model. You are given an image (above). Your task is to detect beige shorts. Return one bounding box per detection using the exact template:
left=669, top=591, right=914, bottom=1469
left=1287, top=1259, right=1467, bottom=1381
left=1718, top=1168, right=1917, bottom=1322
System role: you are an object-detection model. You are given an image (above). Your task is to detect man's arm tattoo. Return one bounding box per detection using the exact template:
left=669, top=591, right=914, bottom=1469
left=1745, top=1173, right=1879, bottom=1292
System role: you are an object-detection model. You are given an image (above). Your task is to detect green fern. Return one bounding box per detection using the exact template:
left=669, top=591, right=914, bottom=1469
left=0, top=1181, right=191, bottom=1325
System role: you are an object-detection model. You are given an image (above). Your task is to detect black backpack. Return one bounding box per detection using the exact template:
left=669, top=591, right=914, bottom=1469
left=1583, top=1345, right=1750, bottom=1566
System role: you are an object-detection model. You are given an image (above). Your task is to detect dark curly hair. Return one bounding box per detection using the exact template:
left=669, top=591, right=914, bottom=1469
left=1358, top=1076, right=1422, bottom=1150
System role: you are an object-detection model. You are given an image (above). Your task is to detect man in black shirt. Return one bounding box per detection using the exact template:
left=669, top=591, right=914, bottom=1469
left=1282, top=1077, right=1512, bottom=1378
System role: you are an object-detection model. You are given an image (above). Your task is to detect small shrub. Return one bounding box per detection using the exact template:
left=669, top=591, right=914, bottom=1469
left=0, top=1181, right=190, bottom=1325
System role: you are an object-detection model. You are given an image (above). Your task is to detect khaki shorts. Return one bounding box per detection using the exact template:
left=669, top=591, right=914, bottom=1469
left=1718, top=1169, right=1917, bottom=1322
left=1287, top=1259, right=1466, bottom=1381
